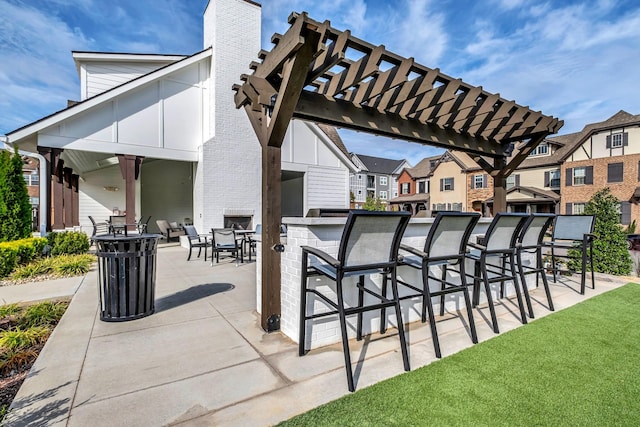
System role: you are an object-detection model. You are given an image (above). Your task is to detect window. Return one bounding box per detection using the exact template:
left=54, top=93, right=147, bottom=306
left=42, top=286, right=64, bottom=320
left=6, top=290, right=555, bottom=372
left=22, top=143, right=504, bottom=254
left=401, top=182, right=410, bottom=194
left=29, top=197, right=39, bottom=205
left=606, top=132, right=628, bottom=149
left=452, top=203, right=463, bottom=212
left=473, top=174, right=486, bottom=189
left=367, top=190, right=375, bottom=198
left=366, top=175, right=375, bottom=188
left=379, top=176, right=387, bottom=186
left=608, top=162, right=623, bottom=183
left=379, top=191, right=388, bottom=200
left=529, top=143, right=549, bottom=156
left=418, top=181, right=425, bottom=193
left=573, top=203, right=586, bottom=215
left=506, top=174, right=520, bottom=189
left=546, top=169, right=560, bottom=188
left=440, top=177, right=454, bottom=191
left=573, top=167, right=586, bottom=185
left=611, top=133, right=623, bottom=148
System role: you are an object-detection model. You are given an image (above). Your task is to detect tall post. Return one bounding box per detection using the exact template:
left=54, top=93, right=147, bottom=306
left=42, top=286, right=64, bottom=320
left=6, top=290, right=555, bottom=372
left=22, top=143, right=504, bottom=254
left=117, top=154, right=143, bottom=231
left=261, top=144, right=282, bottom=331
left=493, top=156, right=507, bottom=214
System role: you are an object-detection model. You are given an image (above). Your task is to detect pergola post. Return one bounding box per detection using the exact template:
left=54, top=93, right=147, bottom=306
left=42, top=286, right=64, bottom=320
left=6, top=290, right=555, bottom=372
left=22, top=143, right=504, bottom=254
left=493, top=157, right=508, bottom=214
left=117, top=154, right=144, bottom=231
left=261, top=145, right=282, bottom=331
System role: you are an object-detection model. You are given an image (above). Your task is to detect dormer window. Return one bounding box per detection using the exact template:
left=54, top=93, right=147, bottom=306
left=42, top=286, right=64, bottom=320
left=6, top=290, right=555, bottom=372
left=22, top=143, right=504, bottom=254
left=529, top=143, right=548, bottom=156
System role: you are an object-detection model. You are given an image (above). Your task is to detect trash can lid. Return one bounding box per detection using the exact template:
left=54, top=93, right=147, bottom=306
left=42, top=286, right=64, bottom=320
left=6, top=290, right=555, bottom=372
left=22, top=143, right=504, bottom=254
left=92, top=233, right=162, bottom=241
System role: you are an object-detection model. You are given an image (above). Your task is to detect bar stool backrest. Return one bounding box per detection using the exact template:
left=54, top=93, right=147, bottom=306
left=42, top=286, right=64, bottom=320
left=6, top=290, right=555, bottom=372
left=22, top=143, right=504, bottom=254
left=552, top=215, right=595, bottom=241
left=339, top=210, right=410, bottom=269
left=519, top=214, right=555, bottom=247
left=426, top=212, right=480, bottom=256
left=483, top=213, right=529, bottom=251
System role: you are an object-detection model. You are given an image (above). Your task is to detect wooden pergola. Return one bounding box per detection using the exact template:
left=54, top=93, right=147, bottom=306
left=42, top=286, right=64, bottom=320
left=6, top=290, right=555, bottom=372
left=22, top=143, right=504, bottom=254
left=233, top=12, right=563, bottom=332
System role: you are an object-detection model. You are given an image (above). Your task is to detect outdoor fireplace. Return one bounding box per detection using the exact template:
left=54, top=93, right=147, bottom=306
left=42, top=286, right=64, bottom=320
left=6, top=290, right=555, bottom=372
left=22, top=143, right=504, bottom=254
left=224, top=216, right=252, bottom=230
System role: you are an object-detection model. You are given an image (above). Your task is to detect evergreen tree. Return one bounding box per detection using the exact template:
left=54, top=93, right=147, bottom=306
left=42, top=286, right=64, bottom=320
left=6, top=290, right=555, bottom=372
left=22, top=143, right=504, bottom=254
left=0, top=149, right=32, bottom=242
left=570, top=188, right=631, bottom=275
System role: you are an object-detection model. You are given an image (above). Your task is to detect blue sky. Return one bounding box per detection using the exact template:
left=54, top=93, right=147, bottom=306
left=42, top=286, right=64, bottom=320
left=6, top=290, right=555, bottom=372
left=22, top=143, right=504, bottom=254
left=2, top=0, right=640, bottom=165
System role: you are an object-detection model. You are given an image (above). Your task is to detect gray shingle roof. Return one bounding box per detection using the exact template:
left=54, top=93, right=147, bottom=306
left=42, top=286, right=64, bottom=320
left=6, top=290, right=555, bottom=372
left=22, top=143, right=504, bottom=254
left=354, top=154, right=407, bottom=174
left=316, top=123, right=350, bottom=158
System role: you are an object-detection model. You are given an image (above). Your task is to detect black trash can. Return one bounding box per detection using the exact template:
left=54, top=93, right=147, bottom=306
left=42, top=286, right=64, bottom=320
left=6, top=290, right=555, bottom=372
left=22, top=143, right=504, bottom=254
left=94, top=233, right=160, bottom=322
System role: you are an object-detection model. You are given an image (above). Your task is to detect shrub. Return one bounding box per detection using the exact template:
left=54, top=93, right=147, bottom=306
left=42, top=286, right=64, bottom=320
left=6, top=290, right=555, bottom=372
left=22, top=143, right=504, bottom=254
left=0, top=326, right=49, bottom=350
left=0, top=348, right=38, bottom=375
left=569, top=188, right=632, bottom=275
left=363, top=196, right=386, bottom=211
left=0, top=246, right=17, bottom=278
left=0, top=149, right=32, bottom=242
left=47, top=231, right=90, bottom=256
left=0, top=237, right=49, bottom=278
left=0, top=304, right=21, bottom=318
left=19, top=301, right=68, bottom=328
left=53, top=254, right=94, bottom=276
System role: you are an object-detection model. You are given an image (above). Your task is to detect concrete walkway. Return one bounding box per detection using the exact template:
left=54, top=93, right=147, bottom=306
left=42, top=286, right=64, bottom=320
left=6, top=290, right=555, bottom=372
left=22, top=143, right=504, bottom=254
left=2, top=245, right=636, bottom=426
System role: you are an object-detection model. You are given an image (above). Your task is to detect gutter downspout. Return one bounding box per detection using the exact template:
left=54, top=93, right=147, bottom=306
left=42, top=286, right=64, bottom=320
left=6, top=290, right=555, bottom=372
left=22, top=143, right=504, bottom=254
left=1, top=136, right=48, bottom=236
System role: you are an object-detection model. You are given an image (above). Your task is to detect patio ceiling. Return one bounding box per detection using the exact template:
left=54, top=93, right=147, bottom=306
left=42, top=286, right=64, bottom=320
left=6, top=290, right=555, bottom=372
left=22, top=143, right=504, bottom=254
left=233, top=12, right=563, bottom=332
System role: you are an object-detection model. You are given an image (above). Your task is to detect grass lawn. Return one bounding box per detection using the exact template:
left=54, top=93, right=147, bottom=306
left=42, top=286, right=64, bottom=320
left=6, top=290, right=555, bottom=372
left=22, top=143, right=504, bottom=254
left=281, top=283, right=640, bottom=426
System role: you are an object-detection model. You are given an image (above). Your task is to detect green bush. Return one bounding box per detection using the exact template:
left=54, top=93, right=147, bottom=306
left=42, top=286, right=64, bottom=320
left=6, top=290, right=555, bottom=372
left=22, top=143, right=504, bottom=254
left=0, top=246, right=17, bottom=278
left=53, top=254, right=94, bottom=276
left=568, top=188, right=632, bottom=275
left=0, top=237, right=48, bottom=278
left=19, top=301, right=69, bottom=328
left=47, top=231, right=90, bottom=256
left=0, top=149, right=32, bottom=242
left=0, top=326, right=49, bottom=350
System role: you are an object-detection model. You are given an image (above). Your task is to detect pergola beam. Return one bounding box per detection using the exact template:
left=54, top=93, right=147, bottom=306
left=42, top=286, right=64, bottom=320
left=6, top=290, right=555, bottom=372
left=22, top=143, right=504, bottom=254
left=294, top=91, right=507, bottom=157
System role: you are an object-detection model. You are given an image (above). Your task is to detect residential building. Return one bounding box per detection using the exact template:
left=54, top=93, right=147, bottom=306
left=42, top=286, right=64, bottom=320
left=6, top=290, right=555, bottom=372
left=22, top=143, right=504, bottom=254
left=349, top=154, right=409, bottom=209
left=428, top=151, right=480, bottom=213
left=388, top=155, right=440, bottom=215
left=558, top=110, right=640, bottom=225
left=6, top=0, right=357, bottom=234
left=22, top=156, right=40, bottom=230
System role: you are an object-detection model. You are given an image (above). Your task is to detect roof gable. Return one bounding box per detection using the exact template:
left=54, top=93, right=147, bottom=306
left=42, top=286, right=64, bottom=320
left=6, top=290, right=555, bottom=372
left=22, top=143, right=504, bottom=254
left=353, top=153, right=407, bottom=174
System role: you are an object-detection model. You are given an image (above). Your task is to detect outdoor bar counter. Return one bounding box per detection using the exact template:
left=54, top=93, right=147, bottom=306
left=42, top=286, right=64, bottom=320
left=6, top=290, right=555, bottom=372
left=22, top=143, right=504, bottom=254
left=257, top=216, right=539, bottom=349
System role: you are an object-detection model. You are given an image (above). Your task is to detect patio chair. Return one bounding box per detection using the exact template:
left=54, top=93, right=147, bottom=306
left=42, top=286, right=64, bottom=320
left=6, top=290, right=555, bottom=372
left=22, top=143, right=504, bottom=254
left=88, top=216, right=109, bottom=238
left=299, top=210, right=411, bottom=392
left=466, top=213, right=529, bottom=334
left=211, top=228, right=243, bottom=264
left=516, top=214, right=556, bottom=317
left=137, top=215, right=151, bottom=233
left=544, top=215, right=596, bottom=294
left=397, top=212, right=480, bottom=358
left=183, top=225, right=211, bottom=261
left=109, top=215, right=127, bottom=234
left=156, top=220, right=185, bottom=241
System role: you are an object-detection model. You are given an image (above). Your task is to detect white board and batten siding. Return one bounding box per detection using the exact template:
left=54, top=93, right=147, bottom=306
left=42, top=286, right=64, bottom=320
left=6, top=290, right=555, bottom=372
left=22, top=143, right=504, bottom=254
left=281, top=120, right=354, bottom=211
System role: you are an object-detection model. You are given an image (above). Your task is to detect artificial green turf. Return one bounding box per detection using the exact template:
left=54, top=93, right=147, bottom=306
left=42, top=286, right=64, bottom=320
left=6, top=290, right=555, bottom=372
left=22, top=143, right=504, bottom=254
left=281, top=283, right=640, bottom=426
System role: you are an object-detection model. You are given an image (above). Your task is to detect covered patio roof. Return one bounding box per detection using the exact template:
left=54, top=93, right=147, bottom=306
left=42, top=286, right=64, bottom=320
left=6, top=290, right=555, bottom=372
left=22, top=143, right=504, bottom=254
left=233, top=12, right=563, bottom=331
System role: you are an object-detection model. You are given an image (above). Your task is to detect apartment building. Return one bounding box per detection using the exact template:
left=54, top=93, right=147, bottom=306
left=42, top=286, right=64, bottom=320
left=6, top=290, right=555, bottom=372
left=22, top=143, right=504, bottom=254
left=559, top=110, right=640, bottom=225
left=388, top=155, right=440, bottom=215
left=349, top=154, right=409, bottom=209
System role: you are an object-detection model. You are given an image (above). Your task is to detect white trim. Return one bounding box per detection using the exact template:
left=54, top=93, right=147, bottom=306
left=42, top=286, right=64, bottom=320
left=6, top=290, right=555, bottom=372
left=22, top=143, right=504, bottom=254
left=306, top=122, right=359, bottom=172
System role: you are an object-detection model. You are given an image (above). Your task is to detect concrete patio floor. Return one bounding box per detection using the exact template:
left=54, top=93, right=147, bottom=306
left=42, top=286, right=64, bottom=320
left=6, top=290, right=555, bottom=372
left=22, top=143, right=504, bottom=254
left=2, top=244, right=635, bottom=426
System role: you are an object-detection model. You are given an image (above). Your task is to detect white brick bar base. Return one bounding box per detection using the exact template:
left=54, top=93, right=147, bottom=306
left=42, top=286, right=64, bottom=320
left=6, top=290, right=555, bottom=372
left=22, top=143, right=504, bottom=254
left=257, top=217, right=541, bottom=350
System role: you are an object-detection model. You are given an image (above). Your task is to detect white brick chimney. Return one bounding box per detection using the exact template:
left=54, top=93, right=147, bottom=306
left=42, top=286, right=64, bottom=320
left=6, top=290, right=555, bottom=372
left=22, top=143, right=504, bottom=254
left=195, top=0, right=262, bottom=231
